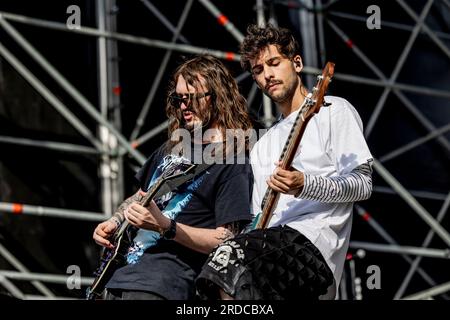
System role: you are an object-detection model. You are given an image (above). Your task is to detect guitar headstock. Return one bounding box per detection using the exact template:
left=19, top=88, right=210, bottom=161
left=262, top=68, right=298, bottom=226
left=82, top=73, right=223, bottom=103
left=158, top=155, right=192, bottom=178
left=310, top=61, right=335, bottom=114
left=141, top=155, right=196, bottom=207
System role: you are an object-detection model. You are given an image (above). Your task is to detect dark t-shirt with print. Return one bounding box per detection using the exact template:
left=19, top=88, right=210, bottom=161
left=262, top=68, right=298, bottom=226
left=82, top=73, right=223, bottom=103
left=106, top=143, right=253, bottom=299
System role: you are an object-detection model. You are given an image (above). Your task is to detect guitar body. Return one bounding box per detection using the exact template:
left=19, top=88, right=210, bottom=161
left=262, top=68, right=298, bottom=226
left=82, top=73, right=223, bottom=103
left=86, top=231, right=131, bottom=300
left=86, top=156, right=203, bottom=300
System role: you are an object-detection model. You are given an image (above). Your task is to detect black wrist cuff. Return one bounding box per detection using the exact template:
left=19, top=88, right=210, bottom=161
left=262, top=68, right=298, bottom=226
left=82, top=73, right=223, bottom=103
left=162, top=219, right=177, bottom=240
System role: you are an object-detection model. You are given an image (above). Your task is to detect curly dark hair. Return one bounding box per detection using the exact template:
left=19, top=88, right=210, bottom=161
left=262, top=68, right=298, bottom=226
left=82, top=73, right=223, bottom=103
left=165, top=55, right=253, bottom=153
left=240, top=24, right=301, bottom=72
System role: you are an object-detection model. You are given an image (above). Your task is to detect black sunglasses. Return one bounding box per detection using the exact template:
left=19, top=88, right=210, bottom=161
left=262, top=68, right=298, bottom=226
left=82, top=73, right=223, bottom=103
left=169, top=92, right=213, bottom=108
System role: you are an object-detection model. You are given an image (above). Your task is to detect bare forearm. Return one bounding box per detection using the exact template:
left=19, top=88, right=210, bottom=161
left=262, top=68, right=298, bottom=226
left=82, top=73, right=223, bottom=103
left=172, top=224, right=220, bottom=254
left=120, top=190, right=246, bottom=255
left=173, top=221, right=244, bottom=255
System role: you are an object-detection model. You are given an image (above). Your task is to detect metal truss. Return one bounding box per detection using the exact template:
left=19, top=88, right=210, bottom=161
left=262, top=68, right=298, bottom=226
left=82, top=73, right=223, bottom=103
left=0, top=0, right=448, bottom=300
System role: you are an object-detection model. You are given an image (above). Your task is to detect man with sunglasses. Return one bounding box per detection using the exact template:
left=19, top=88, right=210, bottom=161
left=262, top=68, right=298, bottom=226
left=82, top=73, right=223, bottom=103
left=93, top=55, right=254, bottom=300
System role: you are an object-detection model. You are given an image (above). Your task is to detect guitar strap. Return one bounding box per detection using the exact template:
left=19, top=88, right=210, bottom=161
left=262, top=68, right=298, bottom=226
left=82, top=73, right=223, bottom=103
left=126, top=162, right=214, bottom=243
left=153, top=163, right=213, bottom=199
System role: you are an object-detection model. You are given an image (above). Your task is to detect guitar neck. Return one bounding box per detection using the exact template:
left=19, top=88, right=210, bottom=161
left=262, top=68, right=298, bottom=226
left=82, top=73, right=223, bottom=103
left=256, top=61, right=335, bottom=230
left=256, top=101, right=313, bottom=229
left=114, top=179, right=163, bottom=238
left=140, top=179, right=163, bottom=207
left=279, top=101, right=313, bottom=169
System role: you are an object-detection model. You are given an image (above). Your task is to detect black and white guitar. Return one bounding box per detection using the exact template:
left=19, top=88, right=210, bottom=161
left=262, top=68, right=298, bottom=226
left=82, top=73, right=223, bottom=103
left=86, top=156, right=210, bottom=300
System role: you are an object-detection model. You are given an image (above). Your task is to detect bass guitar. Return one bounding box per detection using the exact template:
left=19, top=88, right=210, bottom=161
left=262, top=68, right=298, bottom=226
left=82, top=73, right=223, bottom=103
left=254, top=62, right=335, bottom=229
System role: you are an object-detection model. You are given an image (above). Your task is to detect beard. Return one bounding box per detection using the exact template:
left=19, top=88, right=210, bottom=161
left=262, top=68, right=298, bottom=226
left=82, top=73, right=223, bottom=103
left=182, top=108, right=213, bottom=133
left=184, top=120, right=203, bottom=133
left=265, top=76, right=299, bottom=103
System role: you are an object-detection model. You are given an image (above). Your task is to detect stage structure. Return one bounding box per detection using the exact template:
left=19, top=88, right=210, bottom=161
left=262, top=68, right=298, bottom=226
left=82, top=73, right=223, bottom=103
left=0, top=0, right=448, bottom=300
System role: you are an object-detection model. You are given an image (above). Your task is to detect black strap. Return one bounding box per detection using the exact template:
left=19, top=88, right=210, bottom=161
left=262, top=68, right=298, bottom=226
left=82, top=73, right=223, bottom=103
left=153, top=163, right=213, bottom=199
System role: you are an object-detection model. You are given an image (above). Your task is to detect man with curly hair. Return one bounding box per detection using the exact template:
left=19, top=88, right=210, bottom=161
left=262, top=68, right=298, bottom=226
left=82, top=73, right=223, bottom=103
left=197, top=25, right=373, bottom=300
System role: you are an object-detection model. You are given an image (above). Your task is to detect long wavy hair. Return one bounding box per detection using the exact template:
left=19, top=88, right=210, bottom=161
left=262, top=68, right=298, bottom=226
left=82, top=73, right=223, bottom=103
left=165, top=55, right=253, bottom=155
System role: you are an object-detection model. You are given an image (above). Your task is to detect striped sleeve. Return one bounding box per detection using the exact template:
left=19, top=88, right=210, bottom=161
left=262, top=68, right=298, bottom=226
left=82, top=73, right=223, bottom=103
left=296, top=160, right=373, bottom=203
